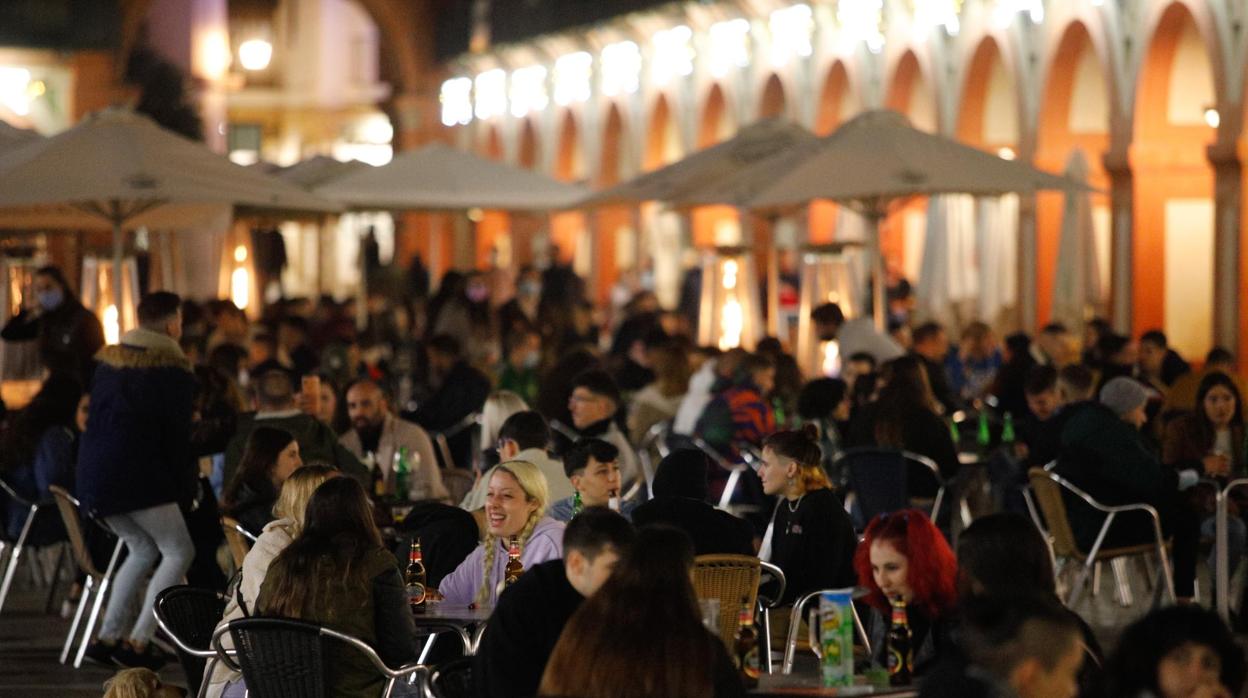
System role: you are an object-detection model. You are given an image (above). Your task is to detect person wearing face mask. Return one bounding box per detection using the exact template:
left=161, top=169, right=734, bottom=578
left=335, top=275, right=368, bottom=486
left=432, top=271, right=496, bottom=367
left=497, top=266, right=543, bottom=337
left=497, top=329, right=542, bottom=405
left=2, top=265, right=104, bottom=384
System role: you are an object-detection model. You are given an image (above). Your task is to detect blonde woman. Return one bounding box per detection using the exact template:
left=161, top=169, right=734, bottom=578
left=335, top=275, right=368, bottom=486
left=205, top=465, right=338, bottom=698
left=435, top=460, right=563, bottom=607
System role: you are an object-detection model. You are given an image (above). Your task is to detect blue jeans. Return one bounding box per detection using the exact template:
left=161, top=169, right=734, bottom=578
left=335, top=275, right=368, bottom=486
left=99, top=502, right=194, bottom=644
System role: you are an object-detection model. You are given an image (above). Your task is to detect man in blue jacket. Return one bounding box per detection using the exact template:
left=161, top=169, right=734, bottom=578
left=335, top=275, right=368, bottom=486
left=79, top=291, right=196, bottom=670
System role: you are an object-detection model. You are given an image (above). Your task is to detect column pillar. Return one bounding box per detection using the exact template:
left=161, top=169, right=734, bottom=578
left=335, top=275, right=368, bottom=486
left=1103, top=150, right=1134, bottom=334
left=1210, top=139, right=1243, bottom=358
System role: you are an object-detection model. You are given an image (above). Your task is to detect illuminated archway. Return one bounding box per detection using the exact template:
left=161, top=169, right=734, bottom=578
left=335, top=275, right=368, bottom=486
left=882, top=50, right=937, bottom=284
left=694, top=84, right=739, bottom=249
left=550, top=111, right=585, bottom=266
left=810, top=61, right=857, bottom=243
left=1131, top=2, right=1217, bottom=359
left=593, top=104, right=630, bottom=304
left=1035, top=21, right=1112, bottom=330
left=759, top=74, right=787, bottom=120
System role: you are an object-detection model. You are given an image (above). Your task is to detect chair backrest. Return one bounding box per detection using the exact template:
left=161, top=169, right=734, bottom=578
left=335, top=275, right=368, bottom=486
left=1027, top=468, right=1081, bottom=558
left=154, top=586, right=226, bottom=694
left=47, top=485, right=105, bottom=579
left=841, top=448, right=943, bottom=522
left=434, top=432, right=456, bottom=470
left=226, top=618, right=328, bottom=698
left=429, top=657, right=474, bottom=698
left=221, top=517, right=253, bottom=569
left=441, top=469, right=476, bottom=507
left=692, top=554, right=761, bottom=649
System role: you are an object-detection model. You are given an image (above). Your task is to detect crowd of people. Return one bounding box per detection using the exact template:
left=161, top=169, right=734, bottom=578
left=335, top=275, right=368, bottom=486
left=1, top=260, right=1247, bottom=697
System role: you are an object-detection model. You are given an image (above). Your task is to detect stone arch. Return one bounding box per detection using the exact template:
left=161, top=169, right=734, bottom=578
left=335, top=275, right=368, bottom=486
left=550, top=110, right=585, bottom=265
left=882, top=49, right=937, bottom=284
left=1034, top=20, right=1113, bottom=330
left=1130, top=1, right=1219, bottom=359
left=694, top=83, right=739, bottom=248
left=645, top=94, right=680, bottom=171
left=517, top=118, right=539, bottom=169
left=956, top=38, right=1019, bottom=150
left=809, top=60, right=857, bottom=244
left=698, top=82, right=735, bottom=148
left=758, top=74, right=787, bottom=120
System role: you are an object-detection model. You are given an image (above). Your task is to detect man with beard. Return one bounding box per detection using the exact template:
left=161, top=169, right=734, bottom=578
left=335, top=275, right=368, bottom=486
left=340, top=379, right=447, bottom=502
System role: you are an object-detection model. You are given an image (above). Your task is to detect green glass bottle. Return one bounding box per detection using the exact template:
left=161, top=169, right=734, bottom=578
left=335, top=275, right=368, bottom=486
left=949, top=418, right=961, bottom=445
left=1001, top=412, right=1016, bottom=444
left=976, top=411, right=991, bottom=448
left=394, top=447, right=411, bottom=503
left=571, top=490, right=583, bottom=517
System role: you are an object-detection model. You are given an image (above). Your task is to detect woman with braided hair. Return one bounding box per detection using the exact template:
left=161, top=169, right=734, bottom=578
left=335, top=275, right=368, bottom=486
left=435, top=460, right=564, bottom=606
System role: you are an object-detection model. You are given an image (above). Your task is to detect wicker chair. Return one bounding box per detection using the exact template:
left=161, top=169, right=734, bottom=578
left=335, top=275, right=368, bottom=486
left=47, top=485, right=125, bottom=668
left=692, top=554, right=761, bottom=650
left=221, top=516, right=255, bottom=569
left=427, top=657, right=474, bottom=698
left=1027, top=467, right=1175, bottom=608
left=153, top=585, right=226, bottom=698
left=213, top=617, right=426, bottom=698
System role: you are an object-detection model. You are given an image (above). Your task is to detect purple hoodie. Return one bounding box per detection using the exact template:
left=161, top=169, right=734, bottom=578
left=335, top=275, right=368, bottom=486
left=438, top=517, right=565, bottom=606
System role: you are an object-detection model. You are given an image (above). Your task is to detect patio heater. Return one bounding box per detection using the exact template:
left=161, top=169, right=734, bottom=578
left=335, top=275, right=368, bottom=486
left=217, top=224, right=259, bottom=318
left=795, top=243, right=864, bottom=378
left=697, top=246, right=763, bottom=351
left=81, top=254, right=139, bottom=345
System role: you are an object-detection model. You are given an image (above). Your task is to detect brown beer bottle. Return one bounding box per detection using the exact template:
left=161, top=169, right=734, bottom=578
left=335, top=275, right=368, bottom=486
left=733, top=596, right=760, bottom=688
left=405, top=539, right=427, bottom=613
left=504, top=537, right=524, bottom=587
left=886, top=597, right=913, bottom=686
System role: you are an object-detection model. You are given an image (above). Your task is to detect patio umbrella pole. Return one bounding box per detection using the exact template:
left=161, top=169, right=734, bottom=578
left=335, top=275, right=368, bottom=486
left=866, top=208, right=886, bottom=331
left=111, top=201, right=124, bottom=331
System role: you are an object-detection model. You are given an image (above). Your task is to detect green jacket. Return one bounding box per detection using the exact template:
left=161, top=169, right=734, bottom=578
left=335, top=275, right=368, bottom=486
left=256, top=547, right=417, bottom=698
left=224, top=411, right=367, bottom=489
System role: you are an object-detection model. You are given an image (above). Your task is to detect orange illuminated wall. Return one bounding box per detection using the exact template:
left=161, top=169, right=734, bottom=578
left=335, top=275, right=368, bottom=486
left=551, top=111, right=585, bottom=267
left=692, top=84, right=739, bottom=249
left=809, top=61, right=853, bottom=244
left=883, top=50, right=932, bottom=274
left=1130, top=3, right=1215, bottom=338
left=1034, top=21, right=1110, bottom=328
left=595, top=104, right=629, bottom=305
left=476, top=126, right=509, bottom=269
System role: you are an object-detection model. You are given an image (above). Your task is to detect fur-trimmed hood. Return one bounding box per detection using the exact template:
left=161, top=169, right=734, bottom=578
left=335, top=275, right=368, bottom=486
left=94, top=328, right=191, bottom=372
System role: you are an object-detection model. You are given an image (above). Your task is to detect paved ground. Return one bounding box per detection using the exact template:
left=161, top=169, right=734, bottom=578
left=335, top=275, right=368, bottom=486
left=0, top=553, right=1229, bottom=695
left=0, top=585, right=190, bottom=697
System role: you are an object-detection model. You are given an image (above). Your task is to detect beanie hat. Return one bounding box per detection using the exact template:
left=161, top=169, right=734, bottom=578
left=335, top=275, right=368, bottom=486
left=1099, top=376, right=1149, bottom=417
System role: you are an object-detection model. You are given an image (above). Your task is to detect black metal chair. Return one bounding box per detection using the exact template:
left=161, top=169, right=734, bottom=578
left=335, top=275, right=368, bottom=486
left=153, top=585, right=226, bottom=698
left=838, top=447, right=946, bottom=524
left=213, top=617, right=426, bottom=698
left=427, top=657, right=474, bottom=698
left=0, top=476, right=61, bottom=615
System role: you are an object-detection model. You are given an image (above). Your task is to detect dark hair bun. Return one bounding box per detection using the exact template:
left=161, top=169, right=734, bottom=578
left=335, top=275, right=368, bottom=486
left=801, top=423, right=820, bottom=442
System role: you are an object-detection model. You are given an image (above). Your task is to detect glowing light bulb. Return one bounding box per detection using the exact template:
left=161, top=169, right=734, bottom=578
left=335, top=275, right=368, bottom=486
left=103, top=305, right=120, bottom=345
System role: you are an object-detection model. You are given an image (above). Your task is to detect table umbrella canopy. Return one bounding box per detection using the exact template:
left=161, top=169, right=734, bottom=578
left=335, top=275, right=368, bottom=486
left=674, top=110, right=1083, bottom=211
left=580, top=118, right=817, bottom=208
left=273, top=155, right=370, bottom=190
left=0, top=120, right=40, bottom=149
left=0, top=108, right=339, bottom=231
left=316, top=142, right=588, bottom=212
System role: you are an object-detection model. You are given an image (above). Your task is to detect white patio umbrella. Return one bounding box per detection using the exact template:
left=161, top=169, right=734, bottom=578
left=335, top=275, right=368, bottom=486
left=915, top=195, right=979, bottom=328
left=316, top=142, right=587, bottom=211
left=0, top=120, right=39, bottom=149
left=0, top=108, right=338, bottom=308
left=1050, top=150, right=1101, bottom=331
left=677, top=110, right=1085, bottom=326
left=274, top=155, right=370, bottom=190
left=578, top=119, right=817, bottom=207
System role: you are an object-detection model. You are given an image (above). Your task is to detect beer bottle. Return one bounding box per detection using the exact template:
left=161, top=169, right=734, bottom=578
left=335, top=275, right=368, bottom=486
left=733, top=595, right=760, bottom=688
left=571, top=490, right=583, bottom=517
left=394, top=447, right=411, bottom=503
left=405, top=539, right=427, bottom=613
left=976, top=410, right=991, bottom=448
left=366, top=452, right=386, bottom=499
left=1001, top=411, right=1016, bottom=444
left=886, top=597, right=913, bottom=686
left=504, top=537, right=524, bottom=587
left=948, top=418, right=961, bottom=445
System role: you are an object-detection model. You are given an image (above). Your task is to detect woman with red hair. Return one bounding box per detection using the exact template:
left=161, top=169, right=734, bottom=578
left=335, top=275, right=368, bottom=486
left=855, top=509, right=958, bottom=676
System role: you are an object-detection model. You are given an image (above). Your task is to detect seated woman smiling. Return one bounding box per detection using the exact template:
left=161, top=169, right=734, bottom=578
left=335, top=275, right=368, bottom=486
left=436, top=460, right=564, bottom=607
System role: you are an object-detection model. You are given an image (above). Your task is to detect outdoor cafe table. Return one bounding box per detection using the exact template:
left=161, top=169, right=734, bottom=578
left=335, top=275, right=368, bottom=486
left=750, top=674, right=918, bottom=697
left=411, top=603, right=492, bottom=659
